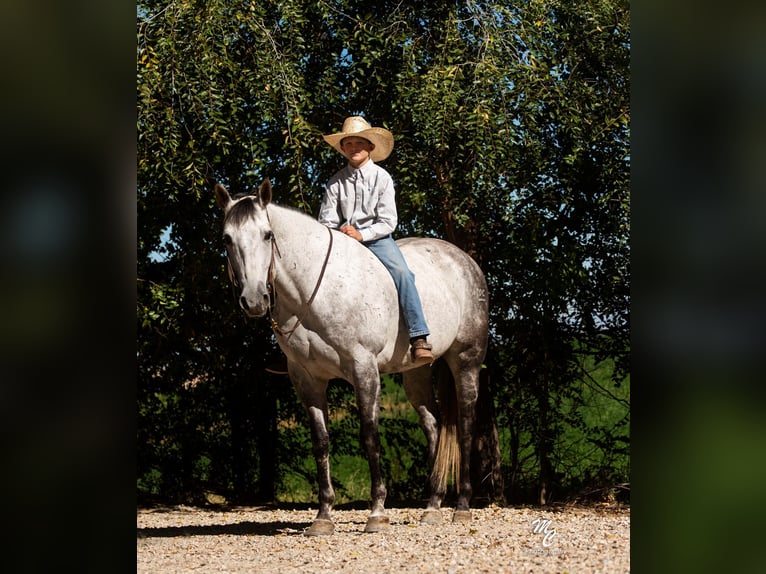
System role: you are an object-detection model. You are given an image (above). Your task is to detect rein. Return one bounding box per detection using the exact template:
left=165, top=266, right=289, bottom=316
left=267, top=219, right=334, bottom=342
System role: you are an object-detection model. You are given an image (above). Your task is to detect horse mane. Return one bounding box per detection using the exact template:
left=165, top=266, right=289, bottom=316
left=224, top=194, right=321, bottom=232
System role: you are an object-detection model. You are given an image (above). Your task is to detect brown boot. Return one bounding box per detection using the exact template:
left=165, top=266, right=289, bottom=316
left=410, top=337, right=434, bottom=366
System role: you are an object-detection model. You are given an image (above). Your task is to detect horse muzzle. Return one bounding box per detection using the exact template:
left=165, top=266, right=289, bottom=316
left=238, top=281, right=270, bottom=318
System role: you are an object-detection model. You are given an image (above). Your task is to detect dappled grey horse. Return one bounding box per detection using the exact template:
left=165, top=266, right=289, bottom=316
left=215, top=180, right=488, bottom=535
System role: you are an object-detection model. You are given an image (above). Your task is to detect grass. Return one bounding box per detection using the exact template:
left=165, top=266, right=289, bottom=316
left=275, top=375, right=424, bottom=504
left=275, top=357, right=630, bottom=505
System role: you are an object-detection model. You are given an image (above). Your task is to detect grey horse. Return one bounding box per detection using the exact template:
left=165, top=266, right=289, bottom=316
left=215, top=180, right=488, bottom=535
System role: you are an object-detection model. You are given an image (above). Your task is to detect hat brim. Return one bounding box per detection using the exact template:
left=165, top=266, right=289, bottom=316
left=323, top=127, right=394, bottom=162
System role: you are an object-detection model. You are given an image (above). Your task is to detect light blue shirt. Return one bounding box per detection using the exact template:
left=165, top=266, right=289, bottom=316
left=318, top=160, right=398, bottom=242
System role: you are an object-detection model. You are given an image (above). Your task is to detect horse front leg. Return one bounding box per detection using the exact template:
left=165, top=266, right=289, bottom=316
left=304, top=404, right=336, bottom=535
left=291, top=374, right=335, bottom=536
left=352, top=368, right=390, bottom=533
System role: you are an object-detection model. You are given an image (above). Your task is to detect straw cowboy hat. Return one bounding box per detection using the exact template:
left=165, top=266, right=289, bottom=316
left=322, top=116, right=394, bottom=162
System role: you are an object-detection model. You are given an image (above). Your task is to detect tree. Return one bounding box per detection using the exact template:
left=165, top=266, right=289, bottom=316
left=137, top=0, right=629, bottom=505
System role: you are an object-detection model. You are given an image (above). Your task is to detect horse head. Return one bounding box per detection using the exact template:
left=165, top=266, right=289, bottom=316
left=215, top=179, right=274, bottom=318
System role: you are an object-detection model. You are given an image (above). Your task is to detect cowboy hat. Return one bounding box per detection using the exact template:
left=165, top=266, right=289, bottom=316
left=322, top=116, right=394, bottom=162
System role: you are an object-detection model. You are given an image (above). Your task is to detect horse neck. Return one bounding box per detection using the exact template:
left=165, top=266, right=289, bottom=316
left=268, top=206, right=332, bottom=309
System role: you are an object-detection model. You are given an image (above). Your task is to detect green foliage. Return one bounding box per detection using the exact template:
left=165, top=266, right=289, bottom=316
left=137, top=0, right=629, bottom=506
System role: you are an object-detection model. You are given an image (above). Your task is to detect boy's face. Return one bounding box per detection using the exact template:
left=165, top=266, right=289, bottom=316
left=340, top=136, right=375, bottom=168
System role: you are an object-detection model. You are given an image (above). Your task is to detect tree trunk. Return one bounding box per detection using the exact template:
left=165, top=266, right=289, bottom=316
left=255, top=377, right=278, bottom=502
left=437, top=168, right=502, bottom=505
left=470, top=368, right=505, bottom=504
left=536, top=373, right=555, bottom=506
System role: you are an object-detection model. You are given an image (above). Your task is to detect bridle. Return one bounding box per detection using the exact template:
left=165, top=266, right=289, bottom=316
left=227, top=206, right=334, bottom=342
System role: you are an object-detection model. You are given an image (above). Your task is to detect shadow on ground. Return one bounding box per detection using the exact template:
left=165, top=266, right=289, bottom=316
left=136, top=496, right=535, bottom=539
left=137, top=519, right=312, bottom=538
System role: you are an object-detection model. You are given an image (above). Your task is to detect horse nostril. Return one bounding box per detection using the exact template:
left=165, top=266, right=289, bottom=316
left=240, top=296, right=249, bottom=311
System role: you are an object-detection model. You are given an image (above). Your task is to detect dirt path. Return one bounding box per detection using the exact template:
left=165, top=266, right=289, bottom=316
left=137, top=503, right=629, bottom=573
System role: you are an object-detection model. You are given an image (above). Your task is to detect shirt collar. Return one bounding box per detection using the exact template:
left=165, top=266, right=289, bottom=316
left=346, top=159, right=376, bottom=177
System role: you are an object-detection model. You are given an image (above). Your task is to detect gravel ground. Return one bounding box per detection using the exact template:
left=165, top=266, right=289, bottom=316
left=137, top=503, right=629, bottom=573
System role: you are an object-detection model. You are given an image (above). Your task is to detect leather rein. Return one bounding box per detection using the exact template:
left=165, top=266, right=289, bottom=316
left=266, top=215, right=334, bottom=342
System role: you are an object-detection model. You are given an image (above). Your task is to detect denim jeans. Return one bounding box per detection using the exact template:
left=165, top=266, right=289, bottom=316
left=365, top=235, right=430, bottom=339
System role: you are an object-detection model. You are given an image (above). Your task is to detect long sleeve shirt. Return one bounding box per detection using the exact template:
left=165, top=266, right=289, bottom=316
left=318, top=160, right=398, bottom=243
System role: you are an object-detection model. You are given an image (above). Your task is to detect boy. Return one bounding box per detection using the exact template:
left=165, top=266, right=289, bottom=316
left=319, top=116, right=434, bottom=365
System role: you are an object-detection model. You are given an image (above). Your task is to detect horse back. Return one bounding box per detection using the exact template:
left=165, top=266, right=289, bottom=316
left=397, top=237, right=487, bottom=305
left=397, top=237, right=489, bottom=355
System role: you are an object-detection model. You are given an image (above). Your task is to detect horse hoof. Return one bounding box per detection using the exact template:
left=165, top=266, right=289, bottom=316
left=364, top=515, right=390, bottom=533
left=420, top=509, right=443, bottom=524
left=452, top=510, right=472, bottom=523
left=304, top=519, right=334, bottom=536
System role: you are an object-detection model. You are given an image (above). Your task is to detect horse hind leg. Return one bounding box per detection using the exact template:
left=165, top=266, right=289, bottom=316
left=425, top=359, right=463, bottom=523
left=402, top=366, right=445, bottom=524
left=452, top=360, right=481, bottom=523
left=430, top=356, right=480, bottom=524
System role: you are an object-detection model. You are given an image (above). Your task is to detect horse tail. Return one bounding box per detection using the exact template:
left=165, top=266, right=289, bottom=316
left=431, top=360, right=460, bottom=494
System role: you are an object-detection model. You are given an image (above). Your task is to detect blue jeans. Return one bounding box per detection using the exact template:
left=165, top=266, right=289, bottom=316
left=365, top=235, right=430, bottom=339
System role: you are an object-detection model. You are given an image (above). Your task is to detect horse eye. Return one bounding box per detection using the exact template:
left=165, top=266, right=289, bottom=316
left=264, top=230, right=273, bottom=241
left=223, top=234, right=232, bottom=245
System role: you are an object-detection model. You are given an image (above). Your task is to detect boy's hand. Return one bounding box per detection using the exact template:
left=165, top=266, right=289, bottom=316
left=340, top=225, right=363, bottom=241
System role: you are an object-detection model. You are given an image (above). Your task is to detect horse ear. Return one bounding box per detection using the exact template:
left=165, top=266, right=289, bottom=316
left=214, top=183, right=232, bottom=210
left=259, top=179, right=272, bottom=207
